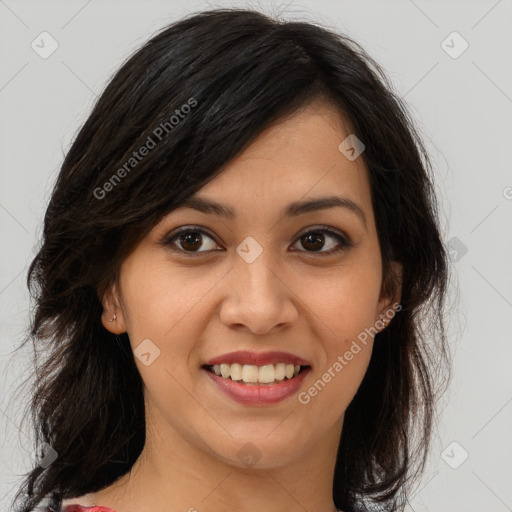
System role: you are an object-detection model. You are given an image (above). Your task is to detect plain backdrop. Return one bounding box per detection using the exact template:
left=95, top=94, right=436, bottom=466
left=1, top=1, right=511, bottom=511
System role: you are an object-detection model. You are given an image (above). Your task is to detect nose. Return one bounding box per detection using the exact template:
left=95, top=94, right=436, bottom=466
left=219, top=253, right=299, bottom=335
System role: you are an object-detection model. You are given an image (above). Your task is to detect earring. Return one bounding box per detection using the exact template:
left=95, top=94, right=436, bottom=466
left=109, top=313, right=117, bottom=322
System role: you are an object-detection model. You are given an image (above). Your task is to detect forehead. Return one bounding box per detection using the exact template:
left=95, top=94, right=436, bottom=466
left=183, top=100, right=373, bottom=221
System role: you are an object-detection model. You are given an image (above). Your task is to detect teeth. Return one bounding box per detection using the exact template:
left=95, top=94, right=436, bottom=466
left=258, top=364, right=275, bottom=383
left=209, top=363, right=304, bottom=384
left=220, top=364, right=230, bottom=378
left=230, top=363, right=243, bottom=381
left=275, top=363, right=286, bottom=380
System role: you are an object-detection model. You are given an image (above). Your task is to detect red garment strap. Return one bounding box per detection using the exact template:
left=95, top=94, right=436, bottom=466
left=64, top=506, right=118, bottom=512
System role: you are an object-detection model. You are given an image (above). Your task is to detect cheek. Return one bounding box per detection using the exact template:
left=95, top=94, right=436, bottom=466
left=293, top=252, right=381, bottom=416
left=294, top=249, right=382, bottom=344
left=118, top=255, right=223, bottom=397
left=296, top=278, right=379, bottom=425
left=117, top=257, right=208, bottom=426
left=119, top=254, right=211, bottom=343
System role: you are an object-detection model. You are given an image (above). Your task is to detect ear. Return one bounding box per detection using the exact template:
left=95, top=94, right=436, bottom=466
left=99, top=281, right=127, bottom=334
left=375, top=260, right=403, bottom=332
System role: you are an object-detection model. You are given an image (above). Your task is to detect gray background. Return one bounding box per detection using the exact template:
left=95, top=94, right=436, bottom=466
left=1, top=1, right=511, bottom=511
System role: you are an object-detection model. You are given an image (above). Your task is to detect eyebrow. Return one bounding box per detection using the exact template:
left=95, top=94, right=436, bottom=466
left=178, top=195, right=367, bottom=229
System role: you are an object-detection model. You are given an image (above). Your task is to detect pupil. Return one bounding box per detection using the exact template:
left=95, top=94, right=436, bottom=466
left=180, top=232, right=202, bottom=251
left=303, top=232, right=324, bottom=251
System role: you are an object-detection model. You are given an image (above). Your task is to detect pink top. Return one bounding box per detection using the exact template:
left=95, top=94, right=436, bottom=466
left=60, top=503, right=344, bottom=512
left=62, top=507, right=118, bottom=512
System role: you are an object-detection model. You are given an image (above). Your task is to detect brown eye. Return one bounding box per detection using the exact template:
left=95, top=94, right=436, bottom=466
left=177, top=231, right=203, bottom=252
left=292, top=227, right=349, bottom=256
left=160, top=225, right=350, bottom=257
left=301, top=232, right=326, bottom=252
left=162, top=227, right=220, bottom=254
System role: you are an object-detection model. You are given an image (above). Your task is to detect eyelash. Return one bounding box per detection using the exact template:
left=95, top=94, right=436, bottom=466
left=159, top=225, right=351, bottom=257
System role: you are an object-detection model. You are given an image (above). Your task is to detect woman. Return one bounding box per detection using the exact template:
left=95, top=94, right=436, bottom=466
left=11, top=8, right=450, bottom=512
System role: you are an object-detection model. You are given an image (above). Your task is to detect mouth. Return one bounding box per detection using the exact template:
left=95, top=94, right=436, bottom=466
left=202, top=363, right=311, bottom=386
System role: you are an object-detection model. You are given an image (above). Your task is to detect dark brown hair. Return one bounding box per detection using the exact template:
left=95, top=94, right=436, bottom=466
left=9, top=8, right=450, bottom=512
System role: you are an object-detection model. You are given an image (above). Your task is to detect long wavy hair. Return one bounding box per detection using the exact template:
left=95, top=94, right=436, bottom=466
left=9, top=8, right=450, bottom=512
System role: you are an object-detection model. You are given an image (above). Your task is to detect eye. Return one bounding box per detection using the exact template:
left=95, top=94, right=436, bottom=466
left=160, top=225, right=350, bottom=256
left=291, top=226, right=350, bottom=256
left=161, top=226, right=220, bottom=255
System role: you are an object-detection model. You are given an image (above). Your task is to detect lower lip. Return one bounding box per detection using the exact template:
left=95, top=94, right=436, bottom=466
left=203, top=367, right=311, bottom=405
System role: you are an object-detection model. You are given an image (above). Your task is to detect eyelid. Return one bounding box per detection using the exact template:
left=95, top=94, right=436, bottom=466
left=295, top=224, right=348, bottom=242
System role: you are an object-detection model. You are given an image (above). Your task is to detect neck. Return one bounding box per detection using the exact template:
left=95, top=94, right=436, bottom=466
left=89, top=413, right=344, bottom=512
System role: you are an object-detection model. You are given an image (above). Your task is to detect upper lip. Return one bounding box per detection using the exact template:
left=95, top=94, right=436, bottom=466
left=203, top=350, right=311, bottom=367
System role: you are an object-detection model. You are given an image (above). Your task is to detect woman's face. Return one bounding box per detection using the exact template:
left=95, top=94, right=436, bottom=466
left=102, top=99, right=400, bottom=470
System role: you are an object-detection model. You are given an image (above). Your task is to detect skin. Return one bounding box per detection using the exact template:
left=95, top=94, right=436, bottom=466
left=68, top=99, right=401, bottom=512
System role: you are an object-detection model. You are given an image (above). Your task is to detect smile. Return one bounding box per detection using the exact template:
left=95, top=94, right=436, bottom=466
left=204, top=362, right=309, bottom=385
left=202, top=364, right=311, bottom=405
